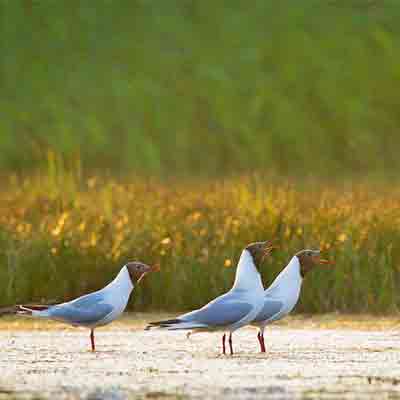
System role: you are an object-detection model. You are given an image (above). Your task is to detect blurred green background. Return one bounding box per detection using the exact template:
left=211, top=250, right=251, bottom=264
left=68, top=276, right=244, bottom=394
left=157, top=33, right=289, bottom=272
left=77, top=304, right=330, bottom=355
left=1, top=0, right=399, bottom=178
left=1, top=1, right=400, bottom=313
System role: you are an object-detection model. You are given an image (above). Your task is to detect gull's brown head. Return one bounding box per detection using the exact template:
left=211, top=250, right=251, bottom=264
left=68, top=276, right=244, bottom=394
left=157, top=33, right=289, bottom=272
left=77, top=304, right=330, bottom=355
left=126, top=261, right=159, bottom=284
left=245, top=240, right=276, bottom=269
left=295, top=249, right=334, bottom=277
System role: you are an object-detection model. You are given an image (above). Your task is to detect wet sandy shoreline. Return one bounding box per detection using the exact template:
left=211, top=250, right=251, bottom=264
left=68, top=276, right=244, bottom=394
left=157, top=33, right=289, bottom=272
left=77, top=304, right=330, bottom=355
left=1, top=314, right=400, bottom=399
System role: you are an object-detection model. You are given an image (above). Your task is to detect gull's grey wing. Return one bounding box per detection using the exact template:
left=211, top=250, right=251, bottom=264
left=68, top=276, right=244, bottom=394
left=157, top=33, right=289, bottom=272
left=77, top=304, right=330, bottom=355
left=180, top=293, right=253, bottom=327
left=253, top=298, right=284, bottom=323
left=67, top=291, right=105, bottom=309
left=47, top=292, right=113, bottom=326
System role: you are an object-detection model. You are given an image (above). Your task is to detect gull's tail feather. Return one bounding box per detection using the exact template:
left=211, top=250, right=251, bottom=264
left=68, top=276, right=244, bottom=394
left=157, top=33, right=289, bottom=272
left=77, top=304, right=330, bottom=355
left=0, top=304, right=54, bottom=317
left=145, top=318, right=207, bottom=331
left=17, top=305, right=51, bottom=317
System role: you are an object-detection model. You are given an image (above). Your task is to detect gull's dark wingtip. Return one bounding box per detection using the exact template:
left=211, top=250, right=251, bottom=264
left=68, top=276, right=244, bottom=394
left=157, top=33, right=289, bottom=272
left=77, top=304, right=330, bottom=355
left=145, top=318, right=182, bottom=330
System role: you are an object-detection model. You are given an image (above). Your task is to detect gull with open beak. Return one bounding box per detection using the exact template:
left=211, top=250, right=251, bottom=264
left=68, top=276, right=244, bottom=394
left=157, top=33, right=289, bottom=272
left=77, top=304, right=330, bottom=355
left=16, top=261, right=159, bottom=351
left=146, top=241, right=274, bottom=355
left=251, top=249, right=334, bottom=352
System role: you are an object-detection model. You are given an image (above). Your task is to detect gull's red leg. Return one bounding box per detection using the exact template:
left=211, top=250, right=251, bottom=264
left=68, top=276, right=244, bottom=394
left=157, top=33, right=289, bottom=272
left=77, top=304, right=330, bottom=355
left=222, top=333, right=226, bottom=355
left=228, top=333, right=233, bottom=355
left=261, top=333, right=266, bottom=353
left=257, top=331, right=263, bottom=352
left=90, top=329, right=95, bottom=352
left=260, top=332, right=266, bottom=353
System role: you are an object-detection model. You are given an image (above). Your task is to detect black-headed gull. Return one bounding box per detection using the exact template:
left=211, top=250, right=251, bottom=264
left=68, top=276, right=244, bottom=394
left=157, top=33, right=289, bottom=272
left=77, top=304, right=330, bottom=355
left=147, top=241, right=274, bottom=355
left=252, top=249, right=334, bottom=352
left=17, top=261, right=158, bottom=351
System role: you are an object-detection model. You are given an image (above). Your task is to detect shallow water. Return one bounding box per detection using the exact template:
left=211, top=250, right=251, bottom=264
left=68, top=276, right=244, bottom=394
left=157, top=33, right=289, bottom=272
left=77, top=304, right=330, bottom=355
left=1, top=316, right=400, bottom=399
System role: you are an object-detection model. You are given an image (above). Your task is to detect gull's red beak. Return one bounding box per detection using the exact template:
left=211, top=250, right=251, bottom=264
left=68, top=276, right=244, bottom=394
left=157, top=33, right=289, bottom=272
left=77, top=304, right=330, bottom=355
left=262, top=241, right=278, bottom=260
left=264, top=244, right=278, bottom=254
left=311, top=252, right=334, bottom=266
left=319, top=258, right=334, bottom=265
left=151, top=263, right=161, bottom=272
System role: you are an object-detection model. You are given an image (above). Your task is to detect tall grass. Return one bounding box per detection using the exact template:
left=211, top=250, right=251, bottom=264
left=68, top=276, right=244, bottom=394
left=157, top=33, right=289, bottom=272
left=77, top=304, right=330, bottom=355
left=1, top=171, right=400, bottom=313
left=1, top=1, right=400, bottom=177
